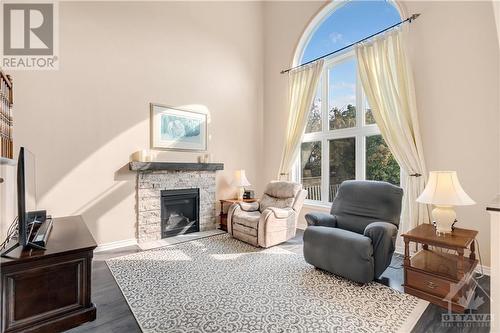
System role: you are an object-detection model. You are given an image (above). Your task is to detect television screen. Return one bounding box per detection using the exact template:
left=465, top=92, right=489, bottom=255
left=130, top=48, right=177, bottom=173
left=24, top=149, right=37, bottom=212
left=16, top=147, right=37, bottom=247
left=0, top=147, right=41, bottom=255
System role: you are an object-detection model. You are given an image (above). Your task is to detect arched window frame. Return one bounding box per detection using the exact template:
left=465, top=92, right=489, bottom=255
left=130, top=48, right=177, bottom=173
left=292, top=1, right=406, bottom=206
left=292, top=1, right=407, bottom=68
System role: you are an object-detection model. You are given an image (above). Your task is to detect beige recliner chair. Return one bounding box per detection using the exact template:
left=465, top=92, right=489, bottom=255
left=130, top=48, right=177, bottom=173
left=227, top=181, right=307, bottom=248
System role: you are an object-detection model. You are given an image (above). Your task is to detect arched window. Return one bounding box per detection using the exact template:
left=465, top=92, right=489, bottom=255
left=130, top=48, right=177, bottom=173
left=297, top=1, right=402, bottom=204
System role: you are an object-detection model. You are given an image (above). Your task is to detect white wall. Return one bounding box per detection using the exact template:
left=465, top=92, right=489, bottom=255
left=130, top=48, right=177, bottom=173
left=263, top=0, right=499, bottom=266
left=406, top=0, right=499, bottom=266
left=2, top=1, right=498, bottom=268
left=5, top=1, right=264, bottom=245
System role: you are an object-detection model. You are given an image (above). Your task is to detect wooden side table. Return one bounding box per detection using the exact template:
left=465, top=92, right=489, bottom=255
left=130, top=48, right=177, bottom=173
left=402, top=223, right=478, bottom=313
left=218, top=198, right=258, bottom=231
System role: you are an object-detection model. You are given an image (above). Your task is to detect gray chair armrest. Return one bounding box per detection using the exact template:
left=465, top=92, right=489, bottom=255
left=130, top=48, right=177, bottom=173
left=363, top=221, right=398, bottom=278
left=305, top=212, right=337, bottom=227
left=303, top=226, right=374, bottom=283
left=238, top=201, right=260, bottom=212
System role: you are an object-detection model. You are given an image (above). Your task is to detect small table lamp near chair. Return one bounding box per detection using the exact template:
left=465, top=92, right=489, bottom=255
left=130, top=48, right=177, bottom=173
left=417, top=171, right=475, bottom=234
left=231, top=169, right=251, bottom=200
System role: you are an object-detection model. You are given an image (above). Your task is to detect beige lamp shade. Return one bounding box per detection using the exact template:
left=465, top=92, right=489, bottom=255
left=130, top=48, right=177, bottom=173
left=231, top=170, right=251, bottom=187
left=417, top=171, right=475, bottom=206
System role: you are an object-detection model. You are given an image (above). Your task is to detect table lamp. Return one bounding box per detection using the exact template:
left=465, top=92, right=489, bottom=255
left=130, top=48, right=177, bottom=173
left=232, top=170, right=251, bottom=200
left=417, top=171, right=475, bottom=234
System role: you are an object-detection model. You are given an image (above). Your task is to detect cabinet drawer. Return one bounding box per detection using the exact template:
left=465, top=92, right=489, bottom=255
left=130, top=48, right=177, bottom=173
left=406, top=269, right=451, bottom=298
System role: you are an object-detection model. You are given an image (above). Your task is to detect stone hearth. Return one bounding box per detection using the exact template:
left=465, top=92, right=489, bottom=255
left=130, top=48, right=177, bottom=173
left=131, top=162, right=223, bottom=243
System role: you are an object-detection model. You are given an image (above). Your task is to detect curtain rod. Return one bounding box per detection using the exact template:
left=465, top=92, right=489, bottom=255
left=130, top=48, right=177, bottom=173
left=280, top=13, right=421, bottom=74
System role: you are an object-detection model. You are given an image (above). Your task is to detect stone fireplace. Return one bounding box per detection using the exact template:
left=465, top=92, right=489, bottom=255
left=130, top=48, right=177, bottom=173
left=130, top=161, right=224, bottom=243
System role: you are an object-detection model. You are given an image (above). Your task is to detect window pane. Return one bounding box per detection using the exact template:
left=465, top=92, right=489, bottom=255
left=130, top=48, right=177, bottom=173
left=366, top=135, right=400, bottom=185
left=329, top=59, right=357, bottom=130
left=300, top=1, right=401, bottom=64
left=305, top=81, right=322, bottom=133
left=365, top=97, right=376, bottom=125
left=329, top=137, right=355, bottom=201
left=301, top=141, right=322, bottom=201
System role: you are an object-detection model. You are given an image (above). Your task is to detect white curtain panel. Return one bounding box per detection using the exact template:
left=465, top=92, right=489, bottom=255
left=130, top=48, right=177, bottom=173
left=356, top=28, right=430, bottom=237
left=278, top=60, right=324, bottom=179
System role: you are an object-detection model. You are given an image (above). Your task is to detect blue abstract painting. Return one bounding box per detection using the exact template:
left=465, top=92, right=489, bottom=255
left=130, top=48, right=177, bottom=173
left=151, top=104, right=207, bottom=151
left=160, top=115, right=202, bottom=143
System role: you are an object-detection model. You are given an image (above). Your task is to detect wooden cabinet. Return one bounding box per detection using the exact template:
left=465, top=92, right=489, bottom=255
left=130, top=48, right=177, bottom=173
left=402, top=224, right=478, bottom=313
left=1, top=216, right=97, bottom=333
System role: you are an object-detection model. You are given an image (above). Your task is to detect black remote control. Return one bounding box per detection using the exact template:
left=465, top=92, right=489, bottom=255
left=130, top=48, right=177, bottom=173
left=32, top=217, right=53, bottom=247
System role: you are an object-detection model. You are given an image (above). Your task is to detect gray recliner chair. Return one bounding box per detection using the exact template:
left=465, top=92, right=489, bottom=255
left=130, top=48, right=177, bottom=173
left=303, top=180, right=403, bottom=284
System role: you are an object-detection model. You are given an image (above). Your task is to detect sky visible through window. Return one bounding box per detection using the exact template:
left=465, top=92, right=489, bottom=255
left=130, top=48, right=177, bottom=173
left=301, top=1, right=401, bottom=110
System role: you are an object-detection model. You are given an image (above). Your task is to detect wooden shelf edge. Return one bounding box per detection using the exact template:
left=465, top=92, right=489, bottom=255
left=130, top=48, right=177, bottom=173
left=407, top=249, right=478, bottom=281
left=401, top=224, right=478, bottom=249
left=404, top=265, right=477, bottom=284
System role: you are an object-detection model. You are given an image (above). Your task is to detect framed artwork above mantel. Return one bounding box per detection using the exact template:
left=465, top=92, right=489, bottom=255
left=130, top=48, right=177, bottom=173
left=150, top=103, right=208, bottom=152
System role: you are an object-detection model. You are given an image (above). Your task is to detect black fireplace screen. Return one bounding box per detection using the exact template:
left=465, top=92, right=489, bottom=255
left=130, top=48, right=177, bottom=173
left=160, top=188, right=200, bottom=238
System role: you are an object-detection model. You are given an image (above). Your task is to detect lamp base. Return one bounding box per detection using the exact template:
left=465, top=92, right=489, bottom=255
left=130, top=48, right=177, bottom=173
left=237, top=187, right=245, bottom=201
left=432, top=205, right=456, bottom=234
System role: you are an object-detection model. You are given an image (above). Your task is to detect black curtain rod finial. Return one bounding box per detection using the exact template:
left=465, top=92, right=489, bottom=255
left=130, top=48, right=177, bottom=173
left=409, top=13, right=421, bottom=22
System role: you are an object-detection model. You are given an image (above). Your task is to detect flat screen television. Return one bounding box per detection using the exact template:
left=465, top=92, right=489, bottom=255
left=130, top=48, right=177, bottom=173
left=1, top=147, right=47, bottom=256
left=17, top=147, right=38, bottom=244
left=17, top=147, right=28, bottom=247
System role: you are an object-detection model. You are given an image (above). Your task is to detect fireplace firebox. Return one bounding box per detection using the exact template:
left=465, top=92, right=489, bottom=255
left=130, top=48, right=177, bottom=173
left=160, top=188, right=200, bottom=238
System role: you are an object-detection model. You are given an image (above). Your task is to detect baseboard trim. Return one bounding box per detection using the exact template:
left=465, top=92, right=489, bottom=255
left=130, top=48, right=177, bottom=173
left=94, top=238, right=138, bottom=253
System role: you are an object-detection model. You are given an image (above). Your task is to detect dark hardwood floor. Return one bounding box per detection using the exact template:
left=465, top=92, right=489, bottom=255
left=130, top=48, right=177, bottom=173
left=67, top=230, right=490, bottom=333
left=67, top=245, right=142, bottom=333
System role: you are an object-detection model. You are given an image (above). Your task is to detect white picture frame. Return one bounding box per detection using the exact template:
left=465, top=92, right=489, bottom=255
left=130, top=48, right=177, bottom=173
left=150, top=104, right=208, bottom=151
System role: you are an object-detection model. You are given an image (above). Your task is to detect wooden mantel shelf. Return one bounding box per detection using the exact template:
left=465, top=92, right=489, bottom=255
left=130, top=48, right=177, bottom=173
left=129, top=161, right=224, bottom=172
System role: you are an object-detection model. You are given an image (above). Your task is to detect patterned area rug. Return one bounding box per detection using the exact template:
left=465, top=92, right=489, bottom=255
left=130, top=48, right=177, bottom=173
left=107, top=234, right=428, bottom=333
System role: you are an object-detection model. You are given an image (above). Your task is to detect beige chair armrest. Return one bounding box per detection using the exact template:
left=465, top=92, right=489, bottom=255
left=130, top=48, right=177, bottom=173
left=258, top=208, right=298, bottom=248
left=266, top=207, right=295, bottom=219
left=227, top=203, right=243, bottom=235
